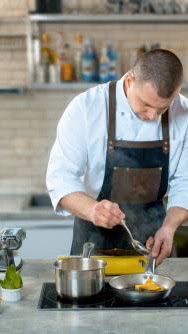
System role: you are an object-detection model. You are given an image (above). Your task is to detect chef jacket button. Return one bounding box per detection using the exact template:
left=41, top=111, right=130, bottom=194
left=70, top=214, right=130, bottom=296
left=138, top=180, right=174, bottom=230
left=163, top=146, right=169, bottom=153
left=121, top=112, right=125, bottom=116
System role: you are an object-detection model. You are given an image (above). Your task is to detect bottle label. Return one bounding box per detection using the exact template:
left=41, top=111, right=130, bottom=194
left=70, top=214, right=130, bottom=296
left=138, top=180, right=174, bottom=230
left=108, top=60, right=118, bottom=80
left=99, top=63, right=109, bottom=83
left=61, top=63, right=74, bottom=81
left=81, top=58, right=96, bottom=82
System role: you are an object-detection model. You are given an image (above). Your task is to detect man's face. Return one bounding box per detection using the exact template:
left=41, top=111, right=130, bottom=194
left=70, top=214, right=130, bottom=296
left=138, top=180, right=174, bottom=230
left=124, top=72, right=178, bottom=121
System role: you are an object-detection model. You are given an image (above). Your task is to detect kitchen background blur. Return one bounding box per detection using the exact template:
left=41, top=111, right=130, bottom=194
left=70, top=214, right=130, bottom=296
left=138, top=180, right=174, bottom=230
left=1, top=0, right=188, bottom=260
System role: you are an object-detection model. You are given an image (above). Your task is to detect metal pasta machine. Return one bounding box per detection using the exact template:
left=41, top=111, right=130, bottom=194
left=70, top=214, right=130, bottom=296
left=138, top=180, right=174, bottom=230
left=0, top=227, right=26, bottom=272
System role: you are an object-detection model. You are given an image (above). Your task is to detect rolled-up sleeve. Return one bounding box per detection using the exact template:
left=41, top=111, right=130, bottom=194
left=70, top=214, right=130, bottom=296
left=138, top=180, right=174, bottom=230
left=167, top=124, right=188, bottom=211
left=46, top=94, right=87, bottom=216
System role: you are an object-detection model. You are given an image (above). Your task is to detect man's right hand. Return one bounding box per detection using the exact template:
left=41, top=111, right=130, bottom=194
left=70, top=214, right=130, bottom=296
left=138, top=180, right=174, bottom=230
left=90, top=199, right=125, bottom=229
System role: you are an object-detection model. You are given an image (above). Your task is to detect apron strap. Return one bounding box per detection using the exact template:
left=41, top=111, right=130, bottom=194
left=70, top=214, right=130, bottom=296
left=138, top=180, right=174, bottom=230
left=108, top=81, right=117, bottom=151
left=161, top=110, right=169, bottom=154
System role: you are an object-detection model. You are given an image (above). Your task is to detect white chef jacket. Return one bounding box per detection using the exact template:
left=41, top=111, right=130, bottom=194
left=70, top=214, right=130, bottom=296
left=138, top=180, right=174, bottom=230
left=46, top=76, right=188, bottom=217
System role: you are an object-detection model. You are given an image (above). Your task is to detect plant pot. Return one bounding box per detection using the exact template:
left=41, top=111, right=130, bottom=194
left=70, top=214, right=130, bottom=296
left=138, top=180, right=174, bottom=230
left=1, top=287, right=23, bottom=302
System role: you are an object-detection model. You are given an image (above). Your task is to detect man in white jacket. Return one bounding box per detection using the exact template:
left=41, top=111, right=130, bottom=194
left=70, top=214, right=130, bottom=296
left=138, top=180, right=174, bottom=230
left=46, top=49, right=188, bottom=265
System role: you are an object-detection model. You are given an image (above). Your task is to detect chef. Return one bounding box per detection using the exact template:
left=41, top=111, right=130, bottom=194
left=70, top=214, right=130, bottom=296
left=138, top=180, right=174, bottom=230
left=46, top=49, right=188, bottom=265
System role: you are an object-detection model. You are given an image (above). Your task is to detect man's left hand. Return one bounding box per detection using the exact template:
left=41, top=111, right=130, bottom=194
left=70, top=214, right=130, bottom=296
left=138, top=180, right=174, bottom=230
left=146, top=225, right=175, bottom=266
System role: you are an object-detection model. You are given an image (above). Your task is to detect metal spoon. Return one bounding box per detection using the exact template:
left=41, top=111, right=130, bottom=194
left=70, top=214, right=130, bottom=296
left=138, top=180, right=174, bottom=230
left=121, top=219, right=150, bottom=256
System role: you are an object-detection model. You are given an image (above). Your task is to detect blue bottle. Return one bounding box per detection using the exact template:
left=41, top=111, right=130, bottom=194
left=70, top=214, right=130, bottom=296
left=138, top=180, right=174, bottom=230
left=99, top=47, right=109, bottom=83
left=81, top=38, right=98, bottom=82
left=106, top=41, right=119, bottom=81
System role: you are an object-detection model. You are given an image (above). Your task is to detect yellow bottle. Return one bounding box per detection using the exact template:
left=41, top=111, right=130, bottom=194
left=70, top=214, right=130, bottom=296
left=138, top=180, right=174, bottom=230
left=60, top=43, right=74, bottom=81
left=74, top=34, right=83, bottom=81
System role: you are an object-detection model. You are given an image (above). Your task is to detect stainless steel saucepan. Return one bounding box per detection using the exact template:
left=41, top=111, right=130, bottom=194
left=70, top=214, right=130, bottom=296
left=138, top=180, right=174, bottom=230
left=109, top=256, right=175, bottom=303
left=54, top=242, right=107, bottom=299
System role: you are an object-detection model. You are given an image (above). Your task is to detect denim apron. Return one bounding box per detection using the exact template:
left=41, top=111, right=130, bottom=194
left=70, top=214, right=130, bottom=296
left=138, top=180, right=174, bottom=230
left=70, top=81, right=169, bottom=255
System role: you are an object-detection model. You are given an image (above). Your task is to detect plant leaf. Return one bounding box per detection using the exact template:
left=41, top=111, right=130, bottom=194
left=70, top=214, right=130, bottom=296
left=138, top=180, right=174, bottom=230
left=1, top=265, right=23, bottom=289
left=1, top=280, right=14, bottom=289
left=14, top=272, right=23, bottom=289
left=5, top=265, right=17, bottom=281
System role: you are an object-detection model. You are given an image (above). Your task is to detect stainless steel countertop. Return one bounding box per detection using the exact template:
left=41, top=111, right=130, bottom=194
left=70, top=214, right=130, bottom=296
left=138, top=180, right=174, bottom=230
left=1, top=259, right=188, bottom=334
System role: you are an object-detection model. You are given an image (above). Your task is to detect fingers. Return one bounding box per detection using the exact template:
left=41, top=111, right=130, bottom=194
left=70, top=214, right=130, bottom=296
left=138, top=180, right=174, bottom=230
left=148, top=233, right=173, bottom=266
left=151, top=238, right=162, bottom=259
left=93, top=200, right=125, bottom=229
left=154, top=240, right=172, bottom=266
left=146, top=236, right=154, bottom=251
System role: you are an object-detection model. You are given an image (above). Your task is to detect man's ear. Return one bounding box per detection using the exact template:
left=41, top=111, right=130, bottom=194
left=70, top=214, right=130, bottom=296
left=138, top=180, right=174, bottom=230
left=127, top=71, right=135, bottom=85
left=124, top=72, right=135, bottom=93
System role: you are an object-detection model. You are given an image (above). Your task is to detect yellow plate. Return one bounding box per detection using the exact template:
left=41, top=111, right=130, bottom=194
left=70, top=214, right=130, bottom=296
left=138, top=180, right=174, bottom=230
left=57, top=255, right=147, bottom=276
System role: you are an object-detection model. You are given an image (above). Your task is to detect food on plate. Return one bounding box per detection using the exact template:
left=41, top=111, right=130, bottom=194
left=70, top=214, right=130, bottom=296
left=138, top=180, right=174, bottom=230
left=135, top=278, right=165, bottom=292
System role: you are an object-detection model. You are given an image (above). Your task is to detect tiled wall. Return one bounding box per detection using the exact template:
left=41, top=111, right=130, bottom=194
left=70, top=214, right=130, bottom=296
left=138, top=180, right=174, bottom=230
left=0, top=1, right=188, bottom=195
left=0, top=90, right=75, bottom=195
left=0, top=0, right=28, bottom=17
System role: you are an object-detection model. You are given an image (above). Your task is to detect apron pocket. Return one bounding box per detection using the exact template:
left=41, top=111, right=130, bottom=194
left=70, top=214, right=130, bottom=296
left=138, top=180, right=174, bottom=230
left=111, top=166, right=162, bottom=205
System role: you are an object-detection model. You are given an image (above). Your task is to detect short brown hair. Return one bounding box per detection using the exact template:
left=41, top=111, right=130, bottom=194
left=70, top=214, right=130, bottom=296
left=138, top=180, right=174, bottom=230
left=133, top=49, right=183, bottom=98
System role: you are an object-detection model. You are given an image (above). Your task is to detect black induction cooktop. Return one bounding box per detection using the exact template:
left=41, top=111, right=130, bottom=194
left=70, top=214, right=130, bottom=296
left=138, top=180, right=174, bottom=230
left=38, top=282, right=188, bottom=310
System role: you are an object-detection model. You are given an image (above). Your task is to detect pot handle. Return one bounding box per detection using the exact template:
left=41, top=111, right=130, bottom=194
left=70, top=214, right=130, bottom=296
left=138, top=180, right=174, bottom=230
left=82, top=242, right=95, bottom=258
left=144, top=255, right=156, bottom=274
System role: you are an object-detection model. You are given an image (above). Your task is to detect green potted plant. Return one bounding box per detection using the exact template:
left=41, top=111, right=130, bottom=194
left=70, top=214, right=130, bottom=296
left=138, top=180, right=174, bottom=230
left=0, top=265, right=23, bottom=302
